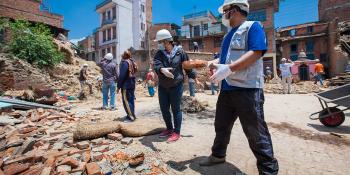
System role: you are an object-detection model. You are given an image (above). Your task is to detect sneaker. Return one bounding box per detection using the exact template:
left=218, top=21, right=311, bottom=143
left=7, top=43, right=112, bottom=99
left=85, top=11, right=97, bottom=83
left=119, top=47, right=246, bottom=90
left=110, top=107, right=117, bottom=111
left=199, top=155, right=226, bottom=166
left=123, top=116, right=133, bottom=123
left=159, top=130, right=173, bottom=138
left=167, top=133, right=180, bottom=143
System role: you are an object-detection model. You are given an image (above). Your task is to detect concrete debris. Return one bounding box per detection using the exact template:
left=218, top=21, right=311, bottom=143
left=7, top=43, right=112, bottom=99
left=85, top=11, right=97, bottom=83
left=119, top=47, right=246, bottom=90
left=181, top=96, right=208, bottom=113
left=264, top=81, right=328, bottom=94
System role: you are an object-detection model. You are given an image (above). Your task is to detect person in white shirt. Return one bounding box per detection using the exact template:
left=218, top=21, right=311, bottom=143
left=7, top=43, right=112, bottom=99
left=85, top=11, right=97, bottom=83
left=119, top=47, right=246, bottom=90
left=279, top=58, right=294, bottom=94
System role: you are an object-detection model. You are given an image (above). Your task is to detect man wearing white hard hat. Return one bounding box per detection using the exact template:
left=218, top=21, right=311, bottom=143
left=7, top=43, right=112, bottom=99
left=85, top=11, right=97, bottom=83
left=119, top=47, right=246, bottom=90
left=201, top=0, right=279, bottom=174
left=98, top=53, right=119, bottom=110
left=153, top=29, right=196, bottom=143
left=280, top=57, right=294, bottom=94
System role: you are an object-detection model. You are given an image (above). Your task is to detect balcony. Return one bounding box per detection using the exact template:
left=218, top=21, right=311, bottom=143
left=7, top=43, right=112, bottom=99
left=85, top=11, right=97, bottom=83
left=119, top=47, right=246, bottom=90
left=183, top=11, right=208, bottom=20
left=180, top=24, right=226, bottom=38
left=102, top=19, right=116, bottom=26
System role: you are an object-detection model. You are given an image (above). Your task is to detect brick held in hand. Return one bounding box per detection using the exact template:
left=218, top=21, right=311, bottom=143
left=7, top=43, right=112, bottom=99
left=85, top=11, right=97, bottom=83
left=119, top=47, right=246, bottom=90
left=182, top=60, right=208, bottom=70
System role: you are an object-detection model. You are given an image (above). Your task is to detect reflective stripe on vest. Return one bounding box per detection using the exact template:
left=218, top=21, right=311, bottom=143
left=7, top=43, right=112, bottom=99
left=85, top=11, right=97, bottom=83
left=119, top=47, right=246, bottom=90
left=225, top=21, right=265, bottom=89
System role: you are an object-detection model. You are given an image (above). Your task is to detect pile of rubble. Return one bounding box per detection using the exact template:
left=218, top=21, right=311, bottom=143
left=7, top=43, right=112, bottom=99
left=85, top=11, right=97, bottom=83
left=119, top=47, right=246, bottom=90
left=337, top=21, right=350, bottom=56
left=330, top=72, right=350, bottom=86
left=264, top=81, right=328, bottom=94
left=0, top=52, right=102, bottom=100
left=181, top=96, right=208, bottom=113
left=0, top=108, right=169, bottom=175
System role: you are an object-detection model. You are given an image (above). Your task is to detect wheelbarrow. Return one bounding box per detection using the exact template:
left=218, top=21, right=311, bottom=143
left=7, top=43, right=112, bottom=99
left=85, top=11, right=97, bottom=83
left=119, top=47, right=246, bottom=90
left=309, top=84, right=350, bottom=127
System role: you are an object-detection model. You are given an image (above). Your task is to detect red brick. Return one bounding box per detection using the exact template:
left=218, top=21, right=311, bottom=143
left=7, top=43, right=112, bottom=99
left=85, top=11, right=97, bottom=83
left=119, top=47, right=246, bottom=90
left=76, top=141, right=90, bottom=150
left=82, top=151, right=91, bottom=163
left=59, top=157, right=79, bottom=168
left=71, top=162, right=86, bottom=173
left=86, top=162, right=101, bottom=175
left=40, top=167, right=52, bottom=175
left=107, top=133, right=123, bottom=141
left=3, top=163, right=30, bottom=175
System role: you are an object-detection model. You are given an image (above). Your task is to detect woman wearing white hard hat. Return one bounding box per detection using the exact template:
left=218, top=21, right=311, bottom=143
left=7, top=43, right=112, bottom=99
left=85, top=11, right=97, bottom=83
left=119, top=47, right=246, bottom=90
left=153, top=29, right=196, bottom=143
left=98, top=53, right=118, bottom=110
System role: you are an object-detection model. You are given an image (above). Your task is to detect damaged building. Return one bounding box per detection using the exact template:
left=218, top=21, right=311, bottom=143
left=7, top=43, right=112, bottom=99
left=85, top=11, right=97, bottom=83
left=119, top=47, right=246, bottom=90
left=0, top=0, right=68, bottom=39
left=276, top=0, right=349, bottom=79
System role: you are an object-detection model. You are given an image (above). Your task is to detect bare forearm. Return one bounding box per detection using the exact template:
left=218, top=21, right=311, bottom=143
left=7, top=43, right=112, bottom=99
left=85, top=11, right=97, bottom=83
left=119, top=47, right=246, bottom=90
left=229, top=51, right=262, bottom=72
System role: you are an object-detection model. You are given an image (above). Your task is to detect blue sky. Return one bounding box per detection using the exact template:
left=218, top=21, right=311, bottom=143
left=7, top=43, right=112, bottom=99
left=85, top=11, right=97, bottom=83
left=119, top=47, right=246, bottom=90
left=47, top=0, right=319, bottom=40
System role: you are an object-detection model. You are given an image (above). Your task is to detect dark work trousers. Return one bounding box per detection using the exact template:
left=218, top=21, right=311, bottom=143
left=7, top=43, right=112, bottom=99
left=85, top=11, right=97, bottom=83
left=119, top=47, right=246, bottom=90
left=121, top=88, right=136, bottom=119
left=211, top=89, right=279, bottom=175
left=158, top=84, right=183, bottom=134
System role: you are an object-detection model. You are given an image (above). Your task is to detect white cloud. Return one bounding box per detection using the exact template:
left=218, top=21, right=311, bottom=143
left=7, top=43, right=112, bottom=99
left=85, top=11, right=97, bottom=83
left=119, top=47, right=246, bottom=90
left=69, top=37, right=85, bottom=45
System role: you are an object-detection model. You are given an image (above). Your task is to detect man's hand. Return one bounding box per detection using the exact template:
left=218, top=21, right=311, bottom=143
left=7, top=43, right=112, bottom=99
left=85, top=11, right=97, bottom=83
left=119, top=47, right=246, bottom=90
left=160, top=68, right=174, bottom=79
left=209, top=64, right=233, bottom=83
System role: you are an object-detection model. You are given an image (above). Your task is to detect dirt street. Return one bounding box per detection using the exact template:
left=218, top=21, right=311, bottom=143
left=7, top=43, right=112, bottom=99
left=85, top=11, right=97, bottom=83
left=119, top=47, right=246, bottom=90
left=73, top=89, right=350, bottom=175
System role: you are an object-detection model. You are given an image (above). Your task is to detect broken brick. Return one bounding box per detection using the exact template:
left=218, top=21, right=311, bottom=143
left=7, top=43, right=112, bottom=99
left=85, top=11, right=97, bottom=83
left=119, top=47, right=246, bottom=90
left=86, top=162, right=101, bottom=175
left=92, top=145, right=109, bottom=153
left=92, top=152, right=104, bottom=161
left=129, top=152, right=145, bottom=166
left=71, top=162, right=86, bottom=173
left=56, top=165, right=71, bottom=172
left=107, top=133, right=123, bottom=141
left=40, top=167, right=52, bottom=175
left=3, top=163, right=30, bottom=175
left=76, top=141, right=89, bottom=150
left=18, top=126, right=38, bottom=134
left=20, top=164, right=43, bottom=175
left=59, top=157, right=79, bottom=168
left=82, top=151, right=91, bottom=163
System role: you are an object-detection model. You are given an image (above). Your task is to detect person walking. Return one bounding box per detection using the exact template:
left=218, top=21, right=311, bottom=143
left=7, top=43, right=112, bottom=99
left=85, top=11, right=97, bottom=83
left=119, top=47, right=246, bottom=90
left=280, top=58, right=294, bottom=94
left=265, top=66, right=272, bottom=83
left=98, top=53, right=118, bottom=110
left=193, top=41, right=199, bottom=52
left=145, top=68, right=156, bottom=97
left=199, top=1, right=279, bottom=174
left=314, top=59, right=324, bottom=86
left=117, top=50, right=137, bottom=122
left=153, top=29, right=196, bottom=143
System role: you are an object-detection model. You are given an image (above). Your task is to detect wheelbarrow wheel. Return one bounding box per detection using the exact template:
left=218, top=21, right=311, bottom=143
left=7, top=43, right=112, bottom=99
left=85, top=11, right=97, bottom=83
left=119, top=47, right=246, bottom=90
left=319, top=107, right=345, bottom=127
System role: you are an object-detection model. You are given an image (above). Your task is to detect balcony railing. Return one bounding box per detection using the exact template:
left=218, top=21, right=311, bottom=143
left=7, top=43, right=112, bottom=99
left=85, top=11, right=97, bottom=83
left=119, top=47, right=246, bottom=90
left=181, top=24, right=226, bottom=38
left=102, top=19, right=116, bottom=26
left=183, top=11, right=208, bottom=20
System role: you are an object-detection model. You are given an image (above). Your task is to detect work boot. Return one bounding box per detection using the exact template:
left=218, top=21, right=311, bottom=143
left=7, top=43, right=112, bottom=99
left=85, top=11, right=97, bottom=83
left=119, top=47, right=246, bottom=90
left=199, top=155, right=226, bottom=166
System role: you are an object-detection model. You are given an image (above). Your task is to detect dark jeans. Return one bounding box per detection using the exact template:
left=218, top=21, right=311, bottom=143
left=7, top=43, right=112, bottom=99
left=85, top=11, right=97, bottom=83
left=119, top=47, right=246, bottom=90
left=212, top=89, right=279, bottom=175
left=121, top=89, right=135, bottom=119
left=158, top=84, right=183, bottom=134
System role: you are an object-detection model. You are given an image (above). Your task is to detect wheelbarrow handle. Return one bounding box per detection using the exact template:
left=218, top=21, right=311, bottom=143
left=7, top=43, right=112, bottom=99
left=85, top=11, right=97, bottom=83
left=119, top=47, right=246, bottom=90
left=309, top=111, right=321, bottom=120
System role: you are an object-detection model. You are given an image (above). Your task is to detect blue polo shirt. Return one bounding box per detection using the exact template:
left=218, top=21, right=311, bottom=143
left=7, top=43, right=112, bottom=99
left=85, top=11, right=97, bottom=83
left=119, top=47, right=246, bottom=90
left=220, top=22, right=267, bottom=91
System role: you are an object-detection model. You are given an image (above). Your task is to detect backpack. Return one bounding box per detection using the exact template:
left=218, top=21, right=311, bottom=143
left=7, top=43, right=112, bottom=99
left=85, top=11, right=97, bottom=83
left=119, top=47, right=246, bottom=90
left=125, top=59, right=138, bottom=77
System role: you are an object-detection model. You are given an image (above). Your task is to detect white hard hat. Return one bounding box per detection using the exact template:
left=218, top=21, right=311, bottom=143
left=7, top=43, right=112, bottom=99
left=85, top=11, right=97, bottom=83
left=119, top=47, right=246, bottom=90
left=83, top=63, right=88, bottom=67
left=218, top=0, right=250, bottom=14
left=315, top=59, right=320, bottom=62
left=104, top=53, right=113, bottom=60
left=281, top=58, right=287, bottom=62
left=266, top=66, right=270, bottom=69
left=154, top=29, right=173, bottom=42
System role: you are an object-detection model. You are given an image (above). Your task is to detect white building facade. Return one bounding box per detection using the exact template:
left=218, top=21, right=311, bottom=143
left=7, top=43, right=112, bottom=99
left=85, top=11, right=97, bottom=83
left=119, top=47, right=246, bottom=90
left=95, top=0, right=148, bottom=63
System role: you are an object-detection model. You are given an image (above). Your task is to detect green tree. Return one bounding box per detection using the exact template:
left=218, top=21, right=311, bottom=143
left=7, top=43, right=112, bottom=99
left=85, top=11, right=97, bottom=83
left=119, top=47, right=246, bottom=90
left=8, top=20, right=64, bottom=67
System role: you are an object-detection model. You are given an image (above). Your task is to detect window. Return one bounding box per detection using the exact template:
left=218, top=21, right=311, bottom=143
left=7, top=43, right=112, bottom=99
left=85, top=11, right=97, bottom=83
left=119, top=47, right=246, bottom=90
left=107, top=47, right=111, bottom=54
left=248, top=10, right=267, bottom=22
left=107, top=28, right=111, bottom=41
left=141, top=41, right=145, bottom=48
left=290, top=43, right=297, bottom=53
left=102, top=12, right=106, bottom=22
left=112, top=27, right=116, bottom=39
left=102, top=49, right=106, bottom=57
left=113, top=7, right=116, bottom=19
left=290, top=29, right=297, bottom=36
left=141, top=4, right=145, bottom=13
left=107, top=10, right=111, bottom=20
left=103, top=30, right=106, bottom=42
left=112, top=46, right=116, bottom=58
left=306, top=40, right=314, bottom=59
left=203, top=24, right=208, bottom=30
left=307, top=26, right=313, bottom=34
left=141, top=23, right=145, bottom=31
